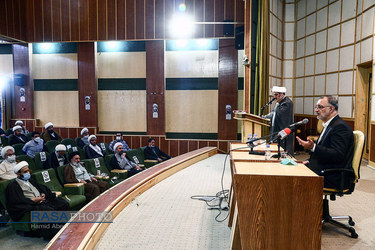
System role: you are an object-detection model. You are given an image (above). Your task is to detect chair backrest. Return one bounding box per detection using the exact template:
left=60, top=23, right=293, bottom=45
left=0, top=179, right=13, bottom=209
left=34, top=151, right=50, bottom=170
left=45, top=140, right=59, bottom=153
left=82, top=158, right=110, bottom=176
left=105, top=154, right=114, bottom=170
left=68, top=146, right=85, bottom=160
left=56, top=165, right=68, bottom=184
left=0, top=136, right=9, bottom=146
left=13, top=143, right=25, bottom=156
left=99, top=142, right=110, bottom=155
left=352, top=131, right=365, bottom=182
left=317, top=119, right=324, bottom=134
left=61, top=138, right=76, bottom=148
left=126, top=148, right=145, bottom=164
left=32, top=169, right=63, bottom=193
left=16, top=155, right=38, bottom=173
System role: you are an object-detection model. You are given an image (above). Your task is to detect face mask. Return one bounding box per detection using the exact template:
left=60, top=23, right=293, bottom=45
left=83, top=135, right=89, bottom=139
left=34, top=137, right=41, bottom=143
left=6, top=155, right=16, bottom=163
left=116, top=137, right=121, bottom=141
left=22, top=172, right=31, bottom=181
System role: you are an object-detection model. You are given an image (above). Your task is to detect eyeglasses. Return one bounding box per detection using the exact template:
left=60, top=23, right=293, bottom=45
left=314, top=105, right=332, bottom=110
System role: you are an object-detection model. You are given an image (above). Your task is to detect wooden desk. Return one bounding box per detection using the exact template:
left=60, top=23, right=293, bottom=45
left=230, top=142, right=283, bottom=152
left=229, top=144, right=323, bottom=250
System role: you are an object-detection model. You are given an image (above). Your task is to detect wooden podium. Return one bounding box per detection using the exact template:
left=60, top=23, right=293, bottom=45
left=234, top=113, right=270, bottom=143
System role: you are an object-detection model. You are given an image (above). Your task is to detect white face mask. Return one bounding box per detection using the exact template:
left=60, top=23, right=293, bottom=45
left=34, top=137, right=41, bottom=143
left=6, top=155, right=16, bottom=163
left=116, top=137, right=121, bottom=141
left=83, top=135, right=89, bottom=139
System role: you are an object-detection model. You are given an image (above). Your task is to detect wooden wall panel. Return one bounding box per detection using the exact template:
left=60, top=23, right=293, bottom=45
left=52, top=0, right=61, bottom=41
left=88, top=0, right=98, bottom=41
left=13, top=0, right=21, bottom=40
left=132, top=136, right=140, bottom=148
left=1, top=0, right=244, bottom=43
left=145, top=0, right=154, bottom=39
left=107, top=0, right=116, bottom=40
left=146, top=40, right=165, bottom=135
left=125, top=0, right=135, bottom=39
left=77, top=43, right=98, bottom=127
left=215, top=0, right=225, bottom=37
left=79, top=0, right=89, bottom=41
left=117, top=0, right=126, bottom=40
left=98, top=0, right=107, bottom=40
left=154, top=0, right=164, bottom=39
left=0, top=0, right=6, bottom=36
left=371, top=125, right=375, bottom=162
left=194, top=0, right=204, bottom=38
left=34, top=0, right=44, bottom=42
left=204, top=0, right=214, bottom=38
left=61, top=0, right=70, bottom=41
left=199, top=141, right=209, bottom=149
left=43, top=0, right=52, bottom=41
left=169, top=140, right=178, bottom=157
left=70, top=0, right=79, bottom=41
left=218, top=39, right=238, bottom=140
left=135, top=0, right=145, bottom=39
left=180, top=140, right=188, bottom=155
left=188, top=140, right=198, bottom=152
left=12, top=44, right=33, bottom=119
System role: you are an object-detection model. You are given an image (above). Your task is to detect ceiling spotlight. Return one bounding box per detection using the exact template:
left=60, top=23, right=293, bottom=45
left=169, top=14, right=194, bottom=38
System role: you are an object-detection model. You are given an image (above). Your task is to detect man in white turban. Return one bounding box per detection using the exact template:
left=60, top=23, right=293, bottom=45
left=77, top=127, right=90, bottom=149
left=264, top=86, right=294, bottom=154
left=0, top=146, right=17, bottom=180
left=5, top=161, right=69, bottom=239
left=15, top=120, right=29, bottom=135
left=8, top=125, right=29, bottom=146
left=85, top=135, right=106, bottom=159
left=42, top=122, right=62, bottom=143
left=110, top=142, right=143, bottom=177
left=45, top=144, right=69, bottom=170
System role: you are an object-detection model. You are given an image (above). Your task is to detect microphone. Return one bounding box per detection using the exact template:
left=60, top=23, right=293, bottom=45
left=288, top=118, right=309, bottom=128
left=277, top=128, right=292, bottom=141
left=266, top=97, right=276, bottom=106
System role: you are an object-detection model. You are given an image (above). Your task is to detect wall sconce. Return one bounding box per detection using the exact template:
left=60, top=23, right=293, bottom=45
left=242, top=55, right=250, bottom=67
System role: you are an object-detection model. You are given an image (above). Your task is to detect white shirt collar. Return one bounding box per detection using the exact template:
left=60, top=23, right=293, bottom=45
left=322, top=114, right=337, bottom=128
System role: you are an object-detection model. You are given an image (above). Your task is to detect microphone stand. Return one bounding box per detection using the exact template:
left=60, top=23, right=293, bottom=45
left=247, top=131, right=279, bottom=155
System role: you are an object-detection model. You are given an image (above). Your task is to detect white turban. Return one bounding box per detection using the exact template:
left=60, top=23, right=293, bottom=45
left=14, top=161, right=28, bottom=174
left=45, top=122, right=53, bottom=129
left=81, top=127, right=89, bottom=135
left=88, top=135, right=96, bottom=142
left=114, top=142, right=123, bottom=152
left=55, top=144, right=67, bottom=152
left=15, top=120, right=23, bottom=125
left=13, top=125, right=22, bottom=132
left=272, top=86, right=286, bottom=93
left=1, top=146, right=14, bottom=158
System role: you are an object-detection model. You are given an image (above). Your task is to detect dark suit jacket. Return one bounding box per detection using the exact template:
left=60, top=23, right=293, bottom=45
left=85, top=145, right=106, bottom=159
left=144, top=146, right=171, bottom=161
left=45, top=152, right=69, bottom=170
left=308, top=115, right=354, bottom=188
left=266, top=96, right=294, bottom=154
left=8, top=134, right=28, bottom=145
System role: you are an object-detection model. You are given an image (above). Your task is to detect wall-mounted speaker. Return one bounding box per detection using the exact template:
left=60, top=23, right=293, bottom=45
left=14, top=74, right=25, bottom=86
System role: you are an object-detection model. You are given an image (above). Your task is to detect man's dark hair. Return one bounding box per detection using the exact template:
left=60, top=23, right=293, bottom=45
left=320, top=95, right=338, bottom=111
left=148, top=138, right=155, bottom=143
left=31, top=131, right=40, bottom=137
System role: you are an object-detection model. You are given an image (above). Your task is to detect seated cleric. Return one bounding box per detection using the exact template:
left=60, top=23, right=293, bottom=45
left=64, top=152, right=109, bottom=202
left=5, top=161, right=69, bottom=238
left=296, top=95, right=354, bottom=188
left=43, top=122, right=62, bottom=142
left=0, top=146, right=17, bottom=180
left=8, top=125, right=29, bottom=146
left=144, top=138, right=171, bottom=162
left=77, top=127, right=90, bottom=149
left=85, top=135, right=106, bottom=159
left=110, top=142, right=143, bottom=177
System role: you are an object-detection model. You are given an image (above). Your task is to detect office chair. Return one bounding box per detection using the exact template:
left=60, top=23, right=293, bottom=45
left=307, top=119, right=323, bottom=142
left=321, top=131, right=365, bottom=238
